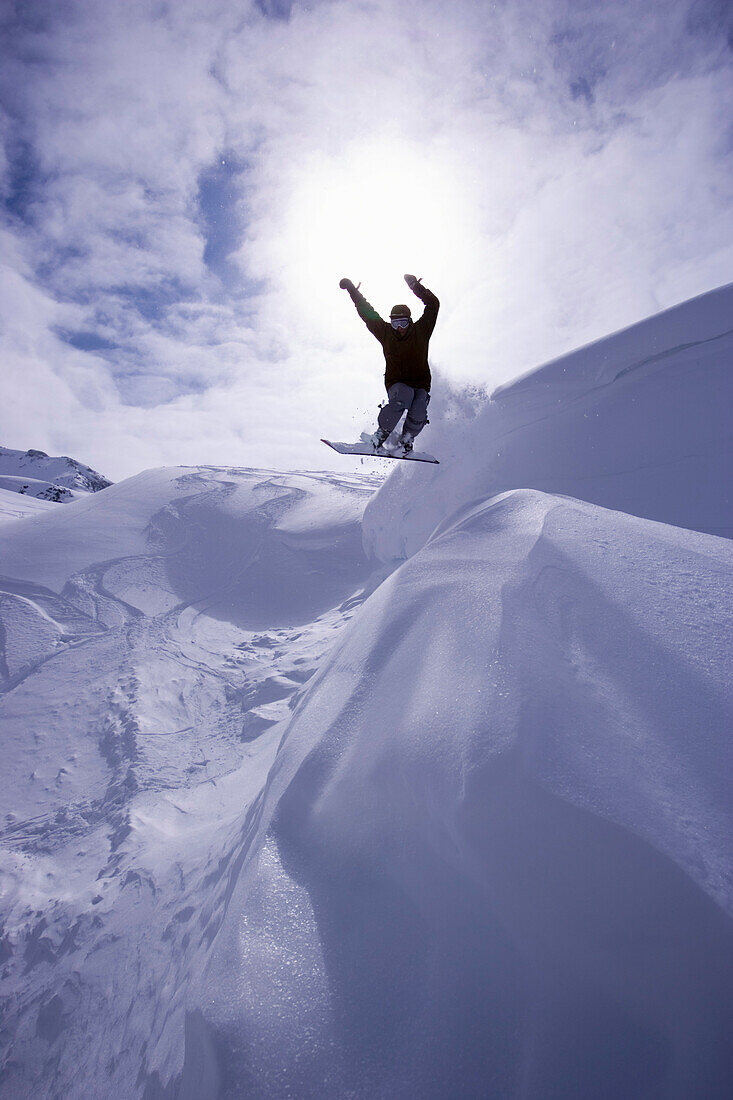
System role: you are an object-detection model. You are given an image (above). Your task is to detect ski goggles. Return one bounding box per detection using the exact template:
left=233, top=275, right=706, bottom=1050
left=390, top=316, right=410, bottom=329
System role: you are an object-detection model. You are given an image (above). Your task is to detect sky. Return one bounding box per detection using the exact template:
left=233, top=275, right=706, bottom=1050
left=1, top=0, right=732, bottom=481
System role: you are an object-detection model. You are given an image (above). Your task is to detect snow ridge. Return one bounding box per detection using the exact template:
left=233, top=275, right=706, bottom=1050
left=182, top=489, right=733, bottom=1099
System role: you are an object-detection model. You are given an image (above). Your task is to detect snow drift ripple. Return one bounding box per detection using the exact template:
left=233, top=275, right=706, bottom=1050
left=179, top=489, right=733, bottom=1099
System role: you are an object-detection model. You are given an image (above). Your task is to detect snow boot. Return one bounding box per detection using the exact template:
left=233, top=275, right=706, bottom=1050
left=399, top=432, right=414, bottom=455
left=370, top=428, right=390, bottom=450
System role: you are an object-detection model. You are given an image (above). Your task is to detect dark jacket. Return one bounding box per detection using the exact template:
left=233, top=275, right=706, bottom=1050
left=350, top=282, right=439, bottom=392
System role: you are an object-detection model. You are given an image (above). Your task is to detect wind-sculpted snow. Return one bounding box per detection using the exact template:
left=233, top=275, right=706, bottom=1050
left=180, top=490, right=733, bottom=1099
left=363, top=282, right=733, bottom=564
left=0, top=465, right=383, bottom=1099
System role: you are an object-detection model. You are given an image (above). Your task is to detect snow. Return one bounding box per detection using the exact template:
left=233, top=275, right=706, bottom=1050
left=0, top=445, right=112, bottom=505
left=183, top=489, right=732, bottom=1099
left=0, top=476, right=83, bottom=504
left=1, top=285, right=732, bottom=1099
left=0, top=487, right=55, bottom=524
left=0, top=464, right=383, bottom=1098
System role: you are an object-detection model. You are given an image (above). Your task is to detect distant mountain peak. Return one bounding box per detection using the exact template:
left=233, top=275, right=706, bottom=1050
left=0, top=444, right=113, bottom=504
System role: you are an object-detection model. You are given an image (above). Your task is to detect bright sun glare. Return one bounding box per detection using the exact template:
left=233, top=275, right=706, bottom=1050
left=281, top=136, right=473, bottom=323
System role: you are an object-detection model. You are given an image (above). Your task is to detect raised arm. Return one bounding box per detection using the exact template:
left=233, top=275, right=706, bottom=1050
left=339, top=278, right=387, bottom=342
left=405, top=274, right=440, bottom=338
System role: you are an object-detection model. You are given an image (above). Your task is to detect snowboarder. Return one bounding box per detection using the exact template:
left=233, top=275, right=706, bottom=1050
left=339, top=273, right=440, bottom=455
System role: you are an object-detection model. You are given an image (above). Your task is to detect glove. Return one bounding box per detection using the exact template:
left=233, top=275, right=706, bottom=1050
left=404, top=274, right=422, bottom=290
left=340, top=277, right=362, bottom=302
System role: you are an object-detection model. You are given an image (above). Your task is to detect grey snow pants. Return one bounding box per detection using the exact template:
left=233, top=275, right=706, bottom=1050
left=377, top=383, right=430, bottom=439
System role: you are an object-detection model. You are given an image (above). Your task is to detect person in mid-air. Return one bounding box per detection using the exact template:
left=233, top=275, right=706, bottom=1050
left=339, top=273, right=440, bottom=455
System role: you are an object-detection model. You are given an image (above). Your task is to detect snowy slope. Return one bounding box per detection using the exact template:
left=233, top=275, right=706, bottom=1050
left=0, top=487, right=55, bottom=524
left=363, top=282, right=733, bottom=563
left=0, top=464, right=384, bottom=1100
left=180, top=490, right=733, bottom=1100
left=0, top=445, right=112, bottom=504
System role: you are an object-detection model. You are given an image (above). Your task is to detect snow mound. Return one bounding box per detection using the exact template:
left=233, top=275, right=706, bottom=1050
left=0, top=465, right=379, bottom=625
left=184, top=490, right=733, bottom=1099
left=363, top=282, right=733, bottom=563
left=0, top=444, right=112, bottom=504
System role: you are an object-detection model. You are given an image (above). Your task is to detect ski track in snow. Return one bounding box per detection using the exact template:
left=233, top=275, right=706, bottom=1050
left=0, top=286, right=732, bottom=1099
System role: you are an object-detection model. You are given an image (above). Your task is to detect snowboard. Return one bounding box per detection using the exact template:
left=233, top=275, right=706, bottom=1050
left=321, top=438, right=439, bottom=464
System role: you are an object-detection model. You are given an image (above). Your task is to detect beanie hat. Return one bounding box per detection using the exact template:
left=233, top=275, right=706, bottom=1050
left=389, top=304, right=412, bottom=319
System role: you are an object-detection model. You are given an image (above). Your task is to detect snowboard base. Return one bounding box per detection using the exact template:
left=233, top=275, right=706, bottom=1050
left=321, top=439, right=439, bottom=464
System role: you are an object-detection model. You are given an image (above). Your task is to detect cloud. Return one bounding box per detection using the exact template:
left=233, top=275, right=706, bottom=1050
left=0, top=0, right=731, bottom=480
